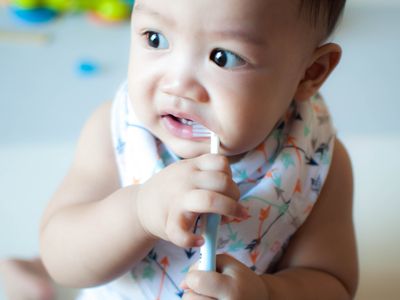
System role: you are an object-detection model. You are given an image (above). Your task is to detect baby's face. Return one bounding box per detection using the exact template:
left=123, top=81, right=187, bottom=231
left=128, top=0, right=317, bottom=159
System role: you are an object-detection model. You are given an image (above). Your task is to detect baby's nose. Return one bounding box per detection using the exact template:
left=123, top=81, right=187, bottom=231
left=159, top=68, right=209, bottom=103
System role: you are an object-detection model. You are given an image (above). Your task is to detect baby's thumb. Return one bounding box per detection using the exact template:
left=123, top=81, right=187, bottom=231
left=216, top=253, right=247, bottom=275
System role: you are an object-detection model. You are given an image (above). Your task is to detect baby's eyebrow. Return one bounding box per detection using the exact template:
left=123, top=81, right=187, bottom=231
left=133, top=4, right=175, bottom=26
left=208, top=29, right=266, bottom=47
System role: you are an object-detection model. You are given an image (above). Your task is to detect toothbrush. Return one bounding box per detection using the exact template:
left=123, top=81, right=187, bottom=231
left=192, top=123, right=220, bottom=271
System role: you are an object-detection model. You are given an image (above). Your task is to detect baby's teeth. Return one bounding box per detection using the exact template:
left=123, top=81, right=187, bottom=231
left=179, top=118, right=194, bottom=126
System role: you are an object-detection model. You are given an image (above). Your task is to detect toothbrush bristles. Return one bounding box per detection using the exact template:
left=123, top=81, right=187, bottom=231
left=192, top=123, right=219, bottom=153
left=192, top=123, right=212, bottom=137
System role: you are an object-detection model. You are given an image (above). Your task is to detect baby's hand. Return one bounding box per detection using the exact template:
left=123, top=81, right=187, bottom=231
left=181, top=254, right=269, bottom=300
left=136, top=154, right=245, bottom=248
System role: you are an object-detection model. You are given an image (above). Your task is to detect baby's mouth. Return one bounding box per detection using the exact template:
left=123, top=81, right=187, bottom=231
left=164, top=114, right=195, bottom=126
left=162, top=113, right=211, bottom=140
left=174, top=115, right=194, bottom=126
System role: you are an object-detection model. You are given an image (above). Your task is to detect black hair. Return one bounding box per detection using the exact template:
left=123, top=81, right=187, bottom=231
left=300, top=0, right=346, bottom=38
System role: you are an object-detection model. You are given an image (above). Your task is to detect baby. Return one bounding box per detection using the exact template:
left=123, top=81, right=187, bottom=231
left=39, top=0, right=359, bottom=299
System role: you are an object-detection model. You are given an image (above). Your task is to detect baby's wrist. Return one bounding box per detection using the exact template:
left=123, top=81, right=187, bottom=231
left=133, top=184, right=158, bottom=242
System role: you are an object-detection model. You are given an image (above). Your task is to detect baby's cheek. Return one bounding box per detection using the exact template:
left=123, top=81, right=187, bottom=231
left=225, top=127, right=266, bottom=156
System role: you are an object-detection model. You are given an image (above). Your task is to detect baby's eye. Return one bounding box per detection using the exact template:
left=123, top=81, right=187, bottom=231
left=145, top=31, right=169, bottom=49
left=210, top=48, right=246, bottom=69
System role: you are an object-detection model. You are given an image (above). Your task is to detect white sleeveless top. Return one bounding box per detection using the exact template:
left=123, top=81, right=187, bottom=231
left=77, top=82, right=336, bottom=299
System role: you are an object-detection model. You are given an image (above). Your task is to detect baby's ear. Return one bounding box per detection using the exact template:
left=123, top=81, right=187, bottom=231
left=294, top=43, right=342, bottom=101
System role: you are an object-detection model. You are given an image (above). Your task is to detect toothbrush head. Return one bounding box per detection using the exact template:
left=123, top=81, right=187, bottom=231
left=192, top=122, right=220, bottom=154
left=191, top=122, right=212, bottom=138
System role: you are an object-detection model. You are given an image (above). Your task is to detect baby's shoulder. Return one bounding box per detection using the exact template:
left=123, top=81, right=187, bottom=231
left=81, top=100, right=113, bottom=138
left=74, top=100, right=116, bottom=172
left=90, top=100, right=113, bottom=124
left=331, top=138, right=352, bottom=183
left=319, top=137, right=353, bottom=206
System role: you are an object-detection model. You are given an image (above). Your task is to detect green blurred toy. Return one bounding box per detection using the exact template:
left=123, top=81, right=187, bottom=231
left=93, top=0, right=131, bottom=22
left=10, top=0, right=134, bottom=23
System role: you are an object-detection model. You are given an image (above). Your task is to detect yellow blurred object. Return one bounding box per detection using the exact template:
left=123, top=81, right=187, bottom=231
left=0, top=30, right=51, bottom=45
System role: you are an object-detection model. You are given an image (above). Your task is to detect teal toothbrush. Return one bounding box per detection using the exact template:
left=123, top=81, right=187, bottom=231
left=192, top=123, right=220, bottom=271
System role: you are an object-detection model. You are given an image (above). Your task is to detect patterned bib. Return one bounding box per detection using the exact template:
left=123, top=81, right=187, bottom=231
left=78, top=82, right=335, bottom=300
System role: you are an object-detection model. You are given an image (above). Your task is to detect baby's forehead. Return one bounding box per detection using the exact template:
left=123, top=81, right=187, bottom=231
left=209, top=0, right=301, bottom=19
left=134, top=0, right=310, bottom=37
left=135, top=0, right=301, bottom=20
left=197, top=0, right=304, bottom=29
left=210, top=0, right=307, bottom=33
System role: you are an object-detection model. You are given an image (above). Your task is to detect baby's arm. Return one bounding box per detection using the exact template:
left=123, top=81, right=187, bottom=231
left=261, top=138, right=358, bottom=299
left=40, top=102, right=156, bottom=287
left=182, top=139, right=358, bottom=299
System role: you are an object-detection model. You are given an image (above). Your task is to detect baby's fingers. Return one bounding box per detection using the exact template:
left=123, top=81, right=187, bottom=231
left=166, top=209, right=204, bottom=248
left=182, top=270, right=233, bottom=299
left=195, top=154, right=231, bottom=175
left=182, top=291, right=215, bottom=300
left=184, top=190, right=247, bottom=219
left=193, top=170, right=240, bottom=200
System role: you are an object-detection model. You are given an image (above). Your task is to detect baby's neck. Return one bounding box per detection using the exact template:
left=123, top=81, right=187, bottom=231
left=228, top=153, right=247, bottom=164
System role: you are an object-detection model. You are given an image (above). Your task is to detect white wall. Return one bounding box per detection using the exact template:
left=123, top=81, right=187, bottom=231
left=350, top=0, right=400, bottom=6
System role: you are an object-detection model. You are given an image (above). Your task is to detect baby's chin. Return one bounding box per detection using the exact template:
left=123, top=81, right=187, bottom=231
left=163, top=139, right=249, bottom=162
left=164, top=141, right=210, bottom=160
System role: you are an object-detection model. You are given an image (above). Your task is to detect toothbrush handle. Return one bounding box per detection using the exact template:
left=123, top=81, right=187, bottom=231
left=198, top=213, right=221, bottom=271
left=198, top=131, right=220, bottom=271
left=210, top=132, right=219, bottom=154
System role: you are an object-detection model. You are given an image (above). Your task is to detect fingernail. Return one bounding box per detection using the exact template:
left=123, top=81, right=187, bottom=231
left=196, top=237, right=205, bottom=247
left=180, top=281, right=188, bottom=289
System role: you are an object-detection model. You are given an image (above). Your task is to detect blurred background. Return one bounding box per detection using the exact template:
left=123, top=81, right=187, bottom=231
left=1, top=0, right=399, bottom=299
